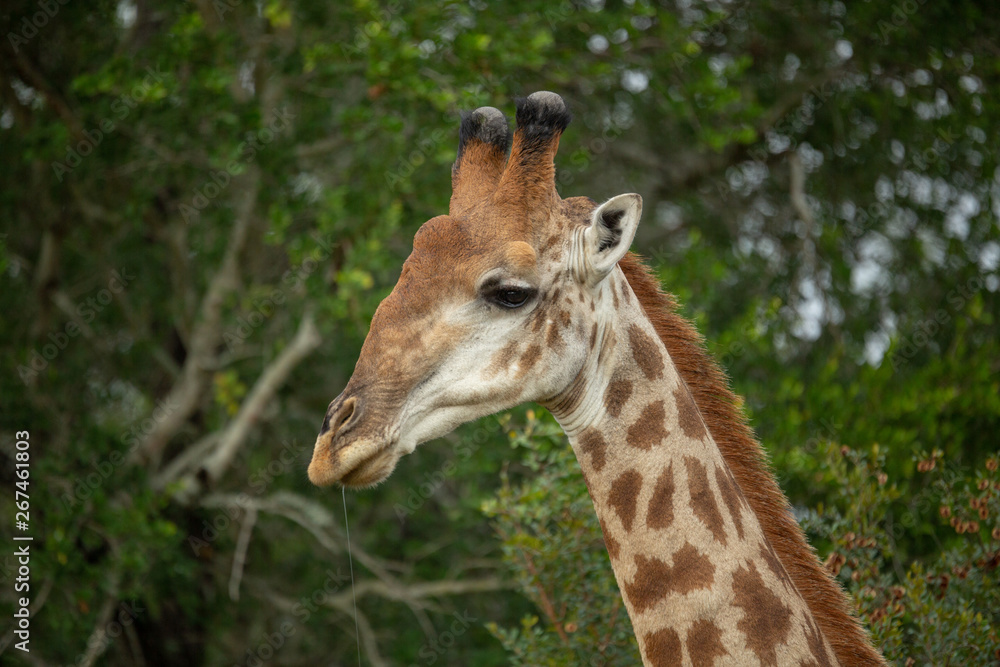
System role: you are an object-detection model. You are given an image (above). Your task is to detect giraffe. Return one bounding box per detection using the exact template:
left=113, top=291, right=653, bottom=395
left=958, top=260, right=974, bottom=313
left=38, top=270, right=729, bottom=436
left=308, top=92, right=886, bottom=666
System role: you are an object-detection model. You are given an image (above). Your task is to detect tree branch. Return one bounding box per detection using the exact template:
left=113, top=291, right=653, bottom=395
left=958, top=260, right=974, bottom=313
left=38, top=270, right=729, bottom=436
left=160, top=314, right=320, bottom=501
left=789, top=150, right=815, bottom=228
left=258, top=575, right=506, bottom=665
left=229, top=506, right=257, bottom=601
left=328, top=598, right=387, bottom=667
left=199, top=313, right=321, bottom=483
left=151, top=433, right=217, bottom=492
left=789, top=149, right=818, bottom=273
left=202, top=491, right=395, bottom=586
left=77, top=571, right=123, bottom=667
left=133, top=165, right=261, bottom=467
left=323, top=576, right=509, bottom=608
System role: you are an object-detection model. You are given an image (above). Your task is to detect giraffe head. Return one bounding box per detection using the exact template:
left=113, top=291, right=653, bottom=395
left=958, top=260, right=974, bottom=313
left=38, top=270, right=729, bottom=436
left=309, top=92, right=643, bottom=488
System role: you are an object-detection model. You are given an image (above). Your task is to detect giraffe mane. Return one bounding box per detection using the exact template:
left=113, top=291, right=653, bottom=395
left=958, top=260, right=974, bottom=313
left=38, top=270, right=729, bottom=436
left=618, top=252, right=886, bottom=667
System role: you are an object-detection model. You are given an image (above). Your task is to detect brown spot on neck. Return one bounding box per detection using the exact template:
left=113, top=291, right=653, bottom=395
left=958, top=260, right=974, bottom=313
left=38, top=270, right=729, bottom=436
left=626, top=400, right=668, bottom=450
left=646, top=463, right=676, bottom=530
left=603, top=378, right=633, bottom=419
left=598, top=515, right=621, bottom=560
left=802, top=614, right=836, bottom=667
left=686, top=619, right=728, bottom=666
left=685, top=456, right=727, bottom=545
left=578, top=428, right=608, bottom=472
left=715, top=463, right=745, bottom=541
left=732, top=562, right=793, bottom=666
left=619, top=254, right=887, bottom=667
left=628, top=323, right=665, bottom=380
left=643, top=627, right=682, bottom=667
left=608, top=469, right=643, bottom=532
left=623, top=542, right=715, bottom=613
left=673, top=384, right=707, bottom=441
left=760, top=540, right=796, bottom=592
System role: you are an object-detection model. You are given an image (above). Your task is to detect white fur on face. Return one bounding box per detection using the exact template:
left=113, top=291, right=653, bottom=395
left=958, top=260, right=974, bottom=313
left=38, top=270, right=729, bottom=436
left=391, top=267, right=591, bottom=452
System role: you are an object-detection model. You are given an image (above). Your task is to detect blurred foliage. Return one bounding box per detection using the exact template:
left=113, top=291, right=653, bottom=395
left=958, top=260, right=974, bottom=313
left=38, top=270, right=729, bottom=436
left=801, top=444, right=1000, bottom=665
left=482, top=412, right=641, bottom=666
left=0, top=0, right=998, bottom=664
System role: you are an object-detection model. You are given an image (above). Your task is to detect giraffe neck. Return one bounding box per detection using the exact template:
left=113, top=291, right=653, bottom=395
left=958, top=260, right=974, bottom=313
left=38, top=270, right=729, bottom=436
left=544, top=270, right=840, bottom=666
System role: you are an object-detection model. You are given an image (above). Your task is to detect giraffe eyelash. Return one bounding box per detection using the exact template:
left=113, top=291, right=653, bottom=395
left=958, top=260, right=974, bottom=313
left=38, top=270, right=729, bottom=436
left=480, top=282, right=537, bottom=309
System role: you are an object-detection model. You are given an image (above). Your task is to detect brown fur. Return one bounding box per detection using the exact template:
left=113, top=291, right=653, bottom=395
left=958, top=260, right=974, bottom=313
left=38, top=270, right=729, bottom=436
left=643, top=627, right=683, bottom=667
left=732, top=562, right=794, bottom=665
left=609, top=469, right=643, bottom=532
left=619, top=252, right=886, bottom=667
left=599, top=516, right=622, bottom=560
left=626, top=400, right=669, bottom=450
left=624, top=544, right=716, bottom=612
left=684, top=456, right=728, bottom=545
left=450, top=139, right=508, bottom=217
left=686, top=619, right=728, bottom=666
left=645, top=463, right=676, bottom=529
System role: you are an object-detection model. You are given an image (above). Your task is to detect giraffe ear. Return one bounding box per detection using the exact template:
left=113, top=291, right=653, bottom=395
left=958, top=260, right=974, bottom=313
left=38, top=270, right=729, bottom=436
left=583, top=193, right=642, bottom=280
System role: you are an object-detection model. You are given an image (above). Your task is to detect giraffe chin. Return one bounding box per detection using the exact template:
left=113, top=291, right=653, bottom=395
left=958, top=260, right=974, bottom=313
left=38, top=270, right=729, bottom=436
left=307, top=437, right=400, bottom=489
left=338, top=449, right=399, bottom=488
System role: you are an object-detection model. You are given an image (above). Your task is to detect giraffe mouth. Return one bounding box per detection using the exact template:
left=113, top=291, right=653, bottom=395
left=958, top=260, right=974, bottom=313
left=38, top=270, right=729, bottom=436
left=338, top=446, right=399, bottom=488
left=308, top=434, right=400, bottom=489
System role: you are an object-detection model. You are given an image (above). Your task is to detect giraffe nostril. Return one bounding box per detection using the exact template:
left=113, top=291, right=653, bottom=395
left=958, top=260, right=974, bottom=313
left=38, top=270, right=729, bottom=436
left=319, top=395, right=360, bottom=437
left=336, top=397, right=357, bottom=430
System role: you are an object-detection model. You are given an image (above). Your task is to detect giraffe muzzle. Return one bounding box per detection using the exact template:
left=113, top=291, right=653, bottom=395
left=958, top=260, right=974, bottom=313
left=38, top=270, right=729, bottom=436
left=308, top=392, right=401, bottom=488
left=320, top=395, right=360, bottom=438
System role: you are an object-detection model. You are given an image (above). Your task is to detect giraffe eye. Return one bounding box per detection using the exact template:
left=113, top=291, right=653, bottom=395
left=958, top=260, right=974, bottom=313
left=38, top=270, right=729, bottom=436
left=489, top=286, right=535, bottom=309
